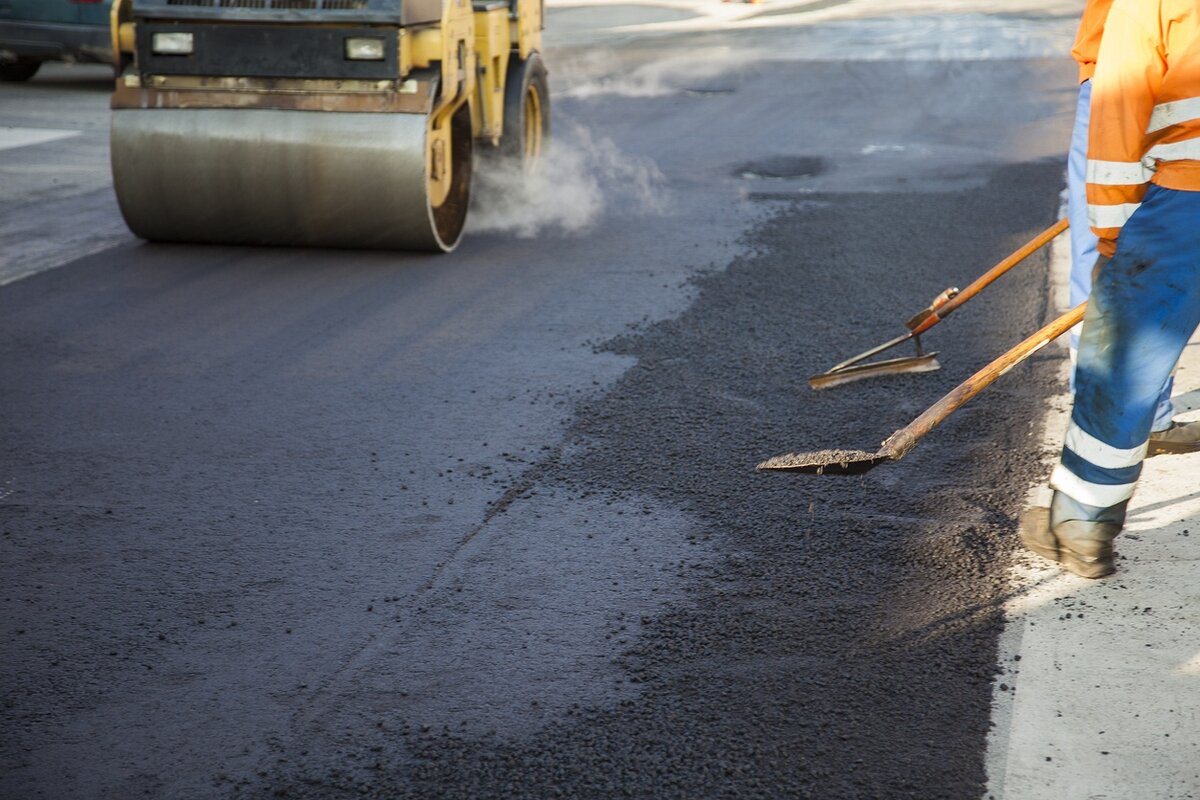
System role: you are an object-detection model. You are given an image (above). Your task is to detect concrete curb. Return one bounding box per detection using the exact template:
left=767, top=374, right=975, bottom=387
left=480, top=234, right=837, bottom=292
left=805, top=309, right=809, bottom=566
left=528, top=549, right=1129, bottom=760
left=985, top=219, right=1200, bottom=800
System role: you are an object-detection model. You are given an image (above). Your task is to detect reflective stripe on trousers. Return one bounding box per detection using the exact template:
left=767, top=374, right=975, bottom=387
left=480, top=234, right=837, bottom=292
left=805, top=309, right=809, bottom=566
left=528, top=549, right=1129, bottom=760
left=1051, top=185, right=1200, bottom=514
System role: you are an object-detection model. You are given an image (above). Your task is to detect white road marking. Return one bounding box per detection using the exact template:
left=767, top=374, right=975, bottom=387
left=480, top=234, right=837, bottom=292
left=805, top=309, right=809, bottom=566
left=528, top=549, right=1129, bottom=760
left=0, top=186, right=133, bottom=287
left=0, top=127, right=82, bottom=152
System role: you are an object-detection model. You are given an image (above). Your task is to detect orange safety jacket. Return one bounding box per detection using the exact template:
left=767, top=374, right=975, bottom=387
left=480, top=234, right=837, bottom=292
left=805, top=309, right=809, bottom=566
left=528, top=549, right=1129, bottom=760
left=1087, top=0, right=1200, bottom=256
left=1071, top=0, right=1114, bottom=84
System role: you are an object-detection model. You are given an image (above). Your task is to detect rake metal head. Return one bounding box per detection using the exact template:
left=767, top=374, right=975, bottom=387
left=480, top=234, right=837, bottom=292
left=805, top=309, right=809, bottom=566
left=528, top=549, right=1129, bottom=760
left=808, top=353, right=940, bottom=390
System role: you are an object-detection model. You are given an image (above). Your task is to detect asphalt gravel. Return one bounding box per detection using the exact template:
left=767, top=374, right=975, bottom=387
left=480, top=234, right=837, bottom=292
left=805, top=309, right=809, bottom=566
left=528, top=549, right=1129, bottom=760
left=236, top=162, right=1064, bottom=799
left=1, top=27, right=1074, bottom=799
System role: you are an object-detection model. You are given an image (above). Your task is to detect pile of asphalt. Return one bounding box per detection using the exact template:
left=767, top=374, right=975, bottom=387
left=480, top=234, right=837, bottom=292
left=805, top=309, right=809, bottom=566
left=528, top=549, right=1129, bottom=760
left=254, top=162, right=1062, bottom=799
left=757, top=448, right=882, bottom=471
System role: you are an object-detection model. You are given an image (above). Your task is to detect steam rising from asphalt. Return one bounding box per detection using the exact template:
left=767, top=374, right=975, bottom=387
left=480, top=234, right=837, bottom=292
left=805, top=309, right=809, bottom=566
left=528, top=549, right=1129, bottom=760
left=468, top=123, right=667, bottom=238
left=557, top=51, right=750, bottom=99
left=550, top=14, right=1076, bottom=102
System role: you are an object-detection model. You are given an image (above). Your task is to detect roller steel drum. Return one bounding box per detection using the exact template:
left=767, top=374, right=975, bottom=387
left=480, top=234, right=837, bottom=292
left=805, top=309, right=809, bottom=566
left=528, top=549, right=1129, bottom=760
left=111, top=108, right=470, bottom=252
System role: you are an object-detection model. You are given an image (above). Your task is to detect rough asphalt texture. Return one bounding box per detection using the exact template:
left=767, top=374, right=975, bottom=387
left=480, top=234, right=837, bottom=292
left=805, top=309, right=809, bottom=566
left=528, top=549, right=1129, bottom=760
left=252, top=167, right=1061, bottom=800
left=1, top=42, right=1072, bottom=800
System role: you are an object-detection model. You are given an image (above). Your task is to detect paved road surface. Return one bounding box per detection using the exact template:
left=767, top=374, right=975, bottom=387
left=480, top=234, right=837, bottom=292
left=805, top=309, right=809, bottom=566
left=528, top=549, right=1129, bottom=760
left=1, top=5, right=1078, bottom=798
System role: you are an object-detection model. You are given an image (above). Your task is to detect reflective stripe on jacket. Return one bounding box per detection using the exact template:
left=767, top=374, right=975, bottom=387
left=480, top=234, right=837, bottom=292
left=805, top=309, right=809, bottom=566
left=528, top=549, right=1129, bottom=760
left=1087, top=0, right=1200, bottom=256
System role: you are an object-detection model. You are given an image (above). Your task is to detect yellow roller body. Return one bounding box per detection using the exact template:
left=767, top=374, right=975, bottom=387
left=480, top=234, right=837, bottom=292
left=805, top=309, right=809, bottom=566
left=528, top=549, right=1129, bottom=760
left=108, top=0, right=545, bottom=252
left=111, top=107, right=470, bottom=252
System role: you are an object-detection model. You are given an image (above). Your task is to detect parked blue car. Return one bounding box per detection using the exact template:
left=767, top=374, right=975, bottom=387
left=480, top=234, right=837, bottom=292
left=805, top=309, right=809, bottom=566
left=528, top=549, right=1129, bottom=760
left=0, top=0, right=113, bottom=81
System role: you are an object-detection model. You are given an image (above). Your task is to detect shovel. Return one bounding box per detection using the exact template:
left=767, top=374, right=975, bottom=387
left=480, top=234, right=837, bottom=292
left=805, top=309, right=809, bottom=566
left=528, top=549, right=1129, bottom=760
left=809, top=217, right=1070, bottom=389
left=761, top=302, right=1086, bottom=475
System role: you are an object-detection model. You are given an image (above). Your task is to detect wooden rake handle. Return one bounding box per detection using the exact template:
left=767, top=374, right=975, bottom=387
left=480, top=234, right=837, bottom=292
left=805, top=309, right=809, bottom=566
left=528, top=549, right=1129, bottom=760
left=882, top=302, right=1086, bottom=459
left=908, top=217, right=1071, bottom=336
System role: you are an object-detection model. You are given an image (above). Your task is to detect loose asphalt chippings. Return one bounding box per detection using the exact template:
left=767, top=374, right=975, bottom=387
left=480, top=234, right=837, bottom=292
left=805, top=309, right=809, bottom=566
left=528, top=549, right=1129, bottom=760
left=757, top=448, right=884, bottom=472
left=241, top=161, right=1064, bottom=799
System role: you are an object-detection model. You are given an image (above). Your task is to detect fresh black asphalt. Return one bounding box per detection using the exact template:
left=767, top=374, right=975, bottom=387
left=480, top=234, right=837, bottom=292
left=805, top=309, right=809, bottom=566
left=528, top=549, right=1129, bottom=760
left=1, top=38, right=1073, bottom=800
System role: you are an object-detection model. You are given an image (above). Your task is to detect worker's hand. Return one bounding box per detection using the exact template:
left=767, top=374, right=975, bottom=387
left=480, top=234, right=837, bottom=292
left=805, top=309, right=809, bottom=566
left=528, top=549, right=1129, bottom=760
left=1091, top=254, right=1111, bottom=284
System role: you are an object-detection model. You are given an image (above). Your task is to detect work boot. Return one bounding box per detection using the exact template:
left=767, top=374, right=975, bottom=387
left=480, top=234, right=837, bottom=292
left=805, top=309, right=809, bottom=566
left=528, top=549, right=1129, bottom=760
left=1147, top=420, right=1200, bottom=456
left=1018, top=492, right=1126, bottom=579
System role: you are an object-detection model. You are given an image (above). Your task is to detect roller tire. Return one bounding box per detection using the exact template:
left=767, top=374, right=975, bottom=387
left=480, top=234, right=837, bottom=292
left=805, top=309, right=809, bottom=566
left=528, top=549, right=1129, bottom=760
left=0, top=57, right=41, bottom=82
left=112, top=104, right=473, bottom=252
left=499, top=52, right=550, bottom=168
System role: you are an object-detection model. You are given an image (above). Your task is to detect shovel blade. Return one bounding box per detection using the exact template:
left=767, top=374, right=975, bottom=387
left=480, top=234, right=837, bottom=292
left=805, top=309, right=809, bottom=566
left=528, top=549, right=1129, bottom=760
left=756, top=448, right=891, bottom=475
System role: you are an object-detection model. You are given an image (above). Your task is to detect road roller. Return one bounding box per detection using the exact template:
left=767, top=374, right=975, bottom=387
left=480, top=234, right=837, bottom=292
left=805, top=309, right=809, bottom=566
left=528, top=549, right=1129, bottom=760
left=108, top=0, right=549, bottom=252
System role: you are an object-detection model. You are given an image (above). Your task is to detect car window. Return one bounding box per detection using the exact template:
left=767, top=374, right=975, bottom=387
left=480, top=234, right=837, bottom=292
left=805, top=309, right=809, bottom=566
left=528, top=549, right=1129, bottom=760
left=76, top=0, right=113, bottom=26
left=2, top=1, right=70, bottom=23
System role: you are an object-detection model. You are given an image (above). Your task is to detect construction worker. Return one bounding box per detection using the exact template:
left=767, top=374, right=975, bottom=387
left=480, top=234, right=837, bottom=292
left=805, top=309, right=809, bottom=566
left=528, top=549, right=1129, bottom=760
left=1021, top=0, right=1200, bottom=578
left=1067, top=0, right=1200, bottom=456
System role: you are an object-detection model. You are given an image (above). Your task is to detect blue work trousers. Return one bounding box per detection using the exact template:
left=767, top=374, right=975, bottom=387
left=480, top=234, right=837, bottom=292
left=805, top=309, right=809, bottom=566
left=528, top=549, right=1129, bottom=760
left=1068, top=79, right=1176, bottom=429
left=1051, top=185, right=1200, bottom=516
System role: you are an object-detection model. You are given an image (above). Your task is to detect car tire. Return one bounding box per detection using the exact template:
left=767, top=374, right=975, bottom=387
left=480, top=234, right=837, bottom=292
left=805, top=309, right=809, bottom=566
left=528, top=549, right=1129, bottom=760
left=0, top=57, right=42, bottom=82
